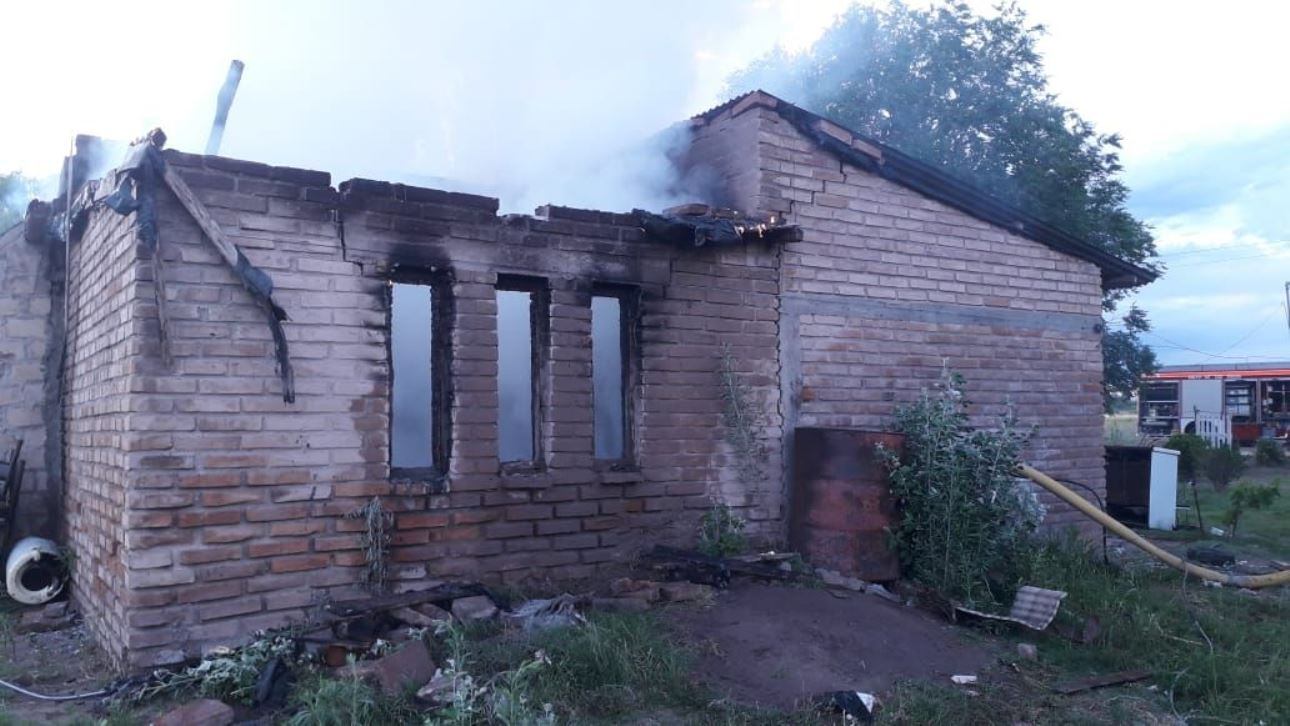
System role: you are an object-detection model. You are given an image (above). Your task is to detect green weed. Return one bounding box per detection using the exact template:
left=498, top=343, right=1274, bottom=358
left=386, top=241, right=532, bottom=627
left=697, top=504, right=747, bottom=558
left=1255, top=439, right=1287, bottom=467
left=285, top=670, right=416, bottom=726
left=1022, top=535, right=1290, bottom=723
left=468, top=612, right=702, bottom=721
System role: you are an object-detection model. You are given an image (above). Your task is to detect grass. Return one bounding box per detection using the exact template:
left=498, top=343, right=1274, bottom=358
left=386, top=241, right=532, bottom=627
left=469, top=612, right=705, bottom=721
left=277, top=538, right=1288, bottom=724
left=1018, top=535, right=1290, bottom=723
left=1168, top=469, right=1290, bottom=561
left=285, top=670, right=418, bottom=726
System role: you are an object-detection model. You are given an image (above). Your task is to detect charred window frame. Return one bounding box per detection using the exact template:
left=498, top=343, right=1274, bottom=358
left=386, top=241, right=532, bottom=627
left=387, top=272, right=453, bottom=488
left=496, top=275, right=549, bottom=472
left=591, top=284, right=639, bottom=468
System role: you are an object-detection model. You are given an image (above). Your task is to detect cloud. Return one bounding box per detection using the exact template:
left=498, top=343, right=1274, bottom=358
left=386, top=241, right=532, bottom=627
left=1128, top=124, right=1290, bottom=242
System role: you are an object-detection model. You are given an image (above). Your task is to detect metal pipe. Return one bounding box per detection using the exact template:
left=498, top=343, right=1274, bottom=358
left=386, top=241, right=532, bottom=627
left=205, top=60, right=245, bottom=156
left=1018, top=464, right=1290, bottom=589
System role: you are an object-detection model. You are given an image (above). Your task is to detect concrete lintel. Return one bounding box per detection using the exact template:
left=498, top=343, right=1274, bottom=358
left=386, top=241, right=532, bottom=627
left=781, top=291, right=1100, bottom=334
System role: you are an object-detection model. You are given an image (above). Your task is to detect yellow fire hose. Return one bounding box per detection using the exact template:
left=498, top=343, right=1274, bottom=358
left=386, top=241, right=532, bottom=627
left=1018, top=464, right=1290, bottom=589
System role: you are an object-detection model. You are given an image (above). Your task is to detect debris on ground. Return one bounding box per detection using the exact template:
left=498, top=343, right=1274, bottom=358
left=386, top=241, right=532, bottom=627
left=506, top=594, right=586, bottom=631
left=451, top=594, right=500, bottom=623
left=152, top=698, right=234, bottom=726
left=391, top=603, right=452, bottom=629
left=658, top=581, right=716, bottom=603
left=610, top=577, right=663, bottom=603
left=363, top=640, right=436, bottom=695
left=641, top=544, right=803, bottom=587
left=813, top=690, right=879, bottom=722
left=415, top=670, right=455, bottom=705
left=1187, top=544, right=1236, bottom=567
left=954, top=585, right=1067, bottom=631
left=1051, top=669, right=1152, bottom=695
left=601, top=577, right=714, bottom=608
left=1016, top=643, right=1039, bottom=661
left=815, top=569, right=903, bottom=604
left=15, top=600, right=77, bottom=634
left=951, top=674, right=978, bottom=685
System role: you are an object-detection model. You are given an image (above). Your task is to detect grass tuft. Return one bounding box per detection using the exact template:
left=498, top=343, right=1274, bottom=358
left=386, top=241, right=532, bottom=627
left=1021, top=534, right=1290, bottom=723
left=285, top=670, right=416, bottom=726
left=469, top=612, right=704, bottom=720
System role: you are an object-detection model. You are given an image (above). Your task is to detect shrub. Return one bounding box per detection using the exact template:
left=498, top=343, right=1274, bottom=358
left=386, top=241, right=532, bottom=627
left=1222, top=482, right=1280, bottom=536
left=1203, top=445, right=1246, bottom=492
left=286, top=670, right=416, bottom=726
left=137, top=632, right=300, bottom=705
left=1255, top=439, right=1287, bottom=467
left=697, top=503, right=746, bottom=557
left=1164, top=433, right=1209, bottom=481
left=881, top=369, right=1042, bottom=606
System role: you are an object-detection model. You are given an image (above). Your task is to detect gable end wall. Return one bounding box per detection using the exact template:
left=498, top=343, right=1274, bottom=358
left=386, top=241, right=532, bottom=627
left=690, top=103, right=1107, bottom=535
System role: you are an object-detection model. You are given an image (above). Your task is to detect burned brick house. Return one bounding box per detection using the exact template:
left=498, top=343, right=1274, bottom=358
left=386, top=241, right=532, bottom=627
left=0, top=91, right=1154, bottom=668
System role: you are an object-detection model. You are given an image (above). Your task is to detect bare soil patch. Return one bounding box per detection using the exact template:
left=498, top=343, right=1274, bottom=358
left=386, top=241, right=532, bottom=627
left=667, top=582, right=993, bottom=711
left=0, top=615, right=124, bottom=722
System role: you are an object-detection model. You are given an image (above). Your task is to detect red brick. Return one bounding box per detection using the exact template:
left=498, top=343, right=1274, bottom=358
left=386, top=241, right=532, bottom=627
left=270, top=554, right=331, bottom=573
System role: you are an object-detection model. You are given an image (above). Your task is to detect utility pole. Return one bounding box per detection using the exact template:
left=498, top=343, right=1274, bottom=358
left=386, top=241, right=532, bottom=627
left=1284, top=281, right=1289, bottom=333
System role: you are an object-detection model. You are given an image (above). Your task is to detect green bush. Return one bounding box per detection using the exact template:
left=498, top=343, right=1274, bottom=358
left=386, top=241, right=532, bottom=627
left=135, top=632, right=299, bottom=705
left=1255, top=439, right=1287, bottom=466
left=286, top=671, right=416, bottom=726
left=1164, top=433, right=1209, bottom=481
left=1203, top=445, right=1246, bottom=492
left=881, top=370, right=1041, bottom=606
left=697, top=503, right=746, bottom=557
left=1222, top=481, right=1280, bottom=536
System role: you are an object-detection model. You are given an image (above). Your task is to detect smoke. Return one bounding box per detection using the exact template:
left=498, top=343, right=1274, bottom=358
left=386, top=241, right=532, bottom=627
left=5, top=2, right=839, bottom=215
left=169, top=1, right=793, bottom=214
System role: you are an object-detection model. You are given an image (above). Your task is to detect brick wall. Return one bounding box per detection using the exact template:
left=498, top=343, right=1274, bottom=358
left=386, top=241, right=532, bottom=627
left=62, top=206, right=149, bottom=665
left=0, top=224, right=57, bottom=537
left=49, top=95, right=1118, bottom=668
left=84, top=152, right=780, bottom=667
left=688, top=99, right=1107, bottom=534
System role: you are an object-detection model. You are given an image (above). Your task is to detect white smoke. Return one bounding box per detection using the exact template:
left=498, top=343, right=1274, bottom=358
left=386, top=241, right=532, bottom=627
left=194, top=1, right=798, bottom=214
left=4, top=2, right=846, bottom=214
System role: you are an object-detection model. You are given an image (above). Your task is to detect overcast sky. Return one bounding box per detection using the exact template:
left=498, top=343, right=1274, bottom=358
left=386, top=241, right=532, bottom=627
left=3, top=0, right=1286, bottom=365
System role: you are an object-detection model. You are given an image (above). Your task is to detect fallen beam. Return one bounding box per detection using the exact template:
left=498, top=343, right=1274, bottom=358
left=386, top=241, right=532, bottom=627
left=641, top=545, right=804, bottom=587
left=1052, top=669, right=1152, bottom=695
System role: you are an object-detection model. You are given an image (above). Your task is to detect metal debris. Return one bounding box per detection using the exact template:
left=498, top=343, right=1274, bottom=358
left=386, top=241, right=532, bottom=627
left=955, top=585, right=1067, bottom=631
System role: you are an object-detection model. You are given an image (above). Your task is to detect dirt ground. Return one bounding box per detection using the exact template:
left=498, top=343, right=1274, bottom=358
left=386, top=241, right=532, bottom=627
left=0, top=614, right=128, bottom=723
left=668, top=582, right=993, bottom=710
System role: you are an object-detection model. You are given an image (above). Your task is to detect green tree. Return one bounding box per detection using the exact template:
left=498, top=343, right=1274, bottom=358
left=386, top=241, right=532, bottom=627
left=730, top=1, right=1159, bottom=406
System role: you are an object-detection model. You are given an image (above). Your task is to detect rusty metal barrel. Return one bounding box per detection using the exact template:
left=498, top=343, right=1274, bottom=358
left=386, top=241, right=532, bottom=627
left=789, top=428, right=903, bottom=581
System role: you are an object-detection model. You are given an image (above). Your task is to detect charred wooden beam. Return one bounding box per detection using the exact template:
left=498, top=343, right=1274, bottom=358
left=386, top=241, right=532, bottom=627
left=633, top=209, right=801, bottom=248
left=641, top=545, right=804, bottom=587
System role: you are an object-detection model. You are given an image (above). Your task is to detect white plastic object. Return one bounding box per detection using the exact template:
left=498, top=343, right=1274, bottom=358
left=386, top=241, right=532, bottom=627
left=1148, top=447, right=1180, bottom=530
left=5, top=537, right=66, bottom=605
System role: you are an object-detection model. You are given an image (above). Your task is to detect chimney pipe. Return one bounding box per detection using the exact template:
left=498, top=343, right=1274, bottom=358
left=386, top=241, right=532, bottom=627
left=205, top=60, right=245, bottom=156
